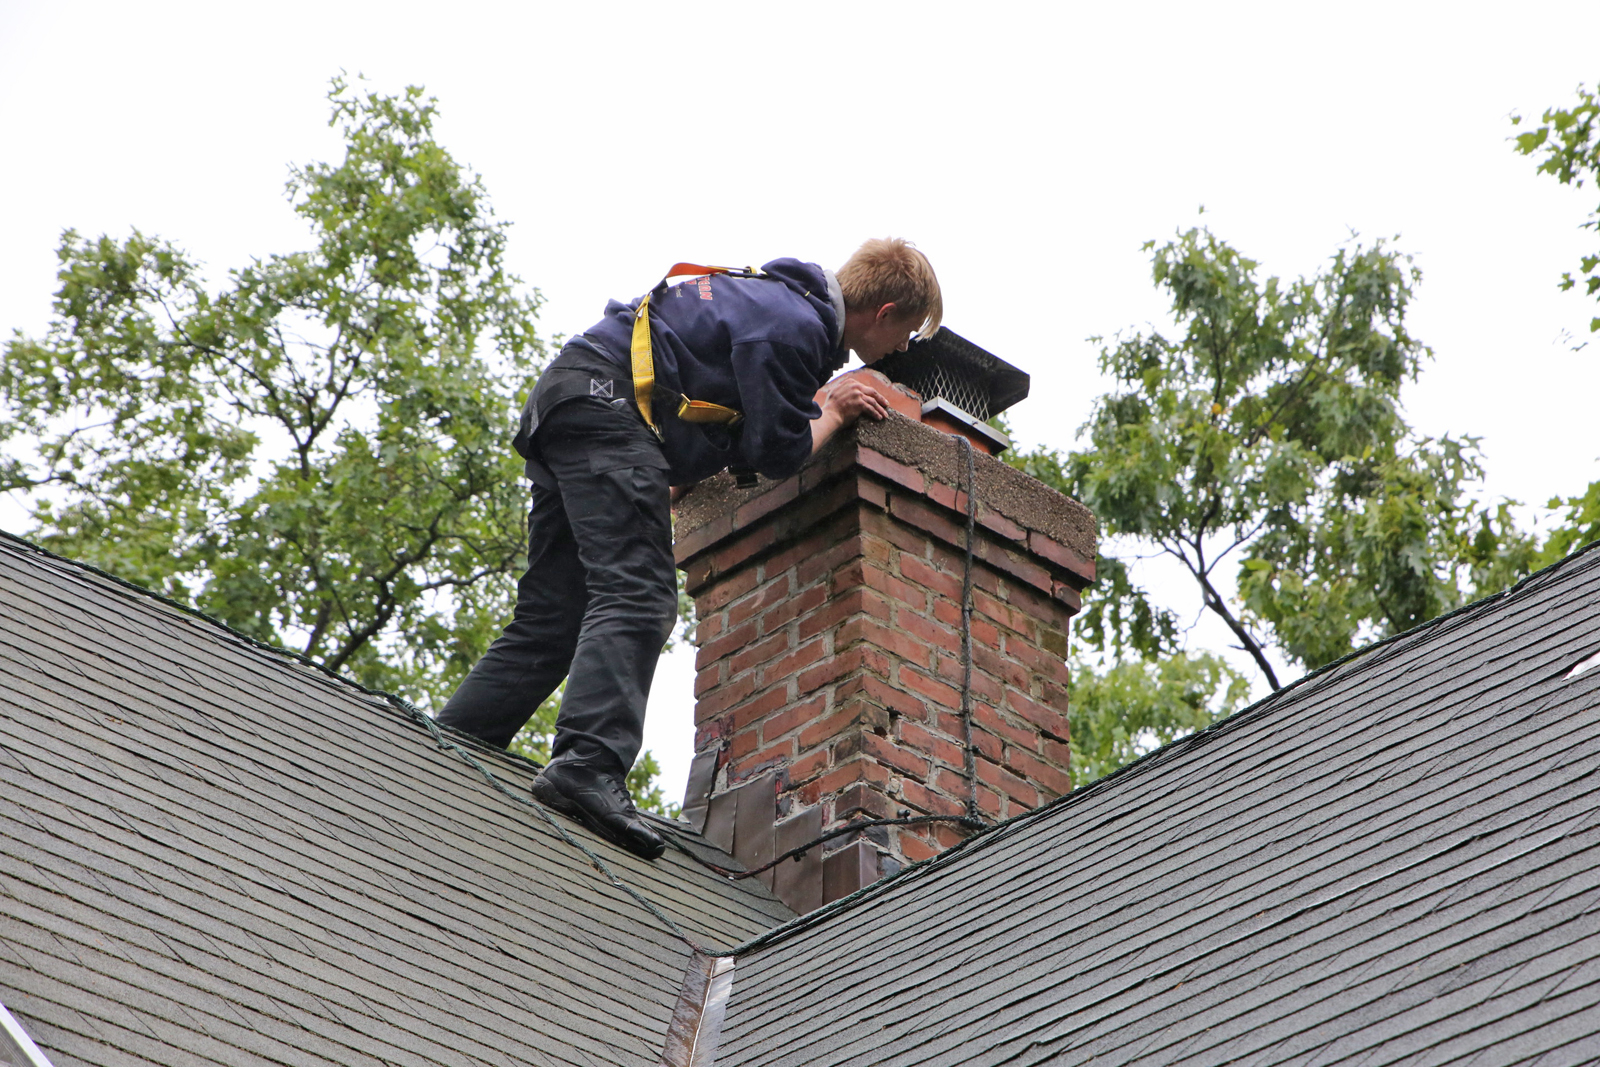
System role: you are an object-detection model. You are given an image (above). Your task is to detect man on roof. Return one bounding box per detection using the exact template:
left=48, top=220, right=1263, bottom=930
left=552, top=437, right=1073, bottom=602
left=437, top=238, right=943, bottom=859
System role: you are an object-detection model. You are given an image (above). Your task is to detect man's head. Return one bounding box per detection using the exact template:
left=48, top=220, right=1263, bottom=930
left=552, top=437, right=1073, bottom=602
left=837, top=237, right=942, bottom=363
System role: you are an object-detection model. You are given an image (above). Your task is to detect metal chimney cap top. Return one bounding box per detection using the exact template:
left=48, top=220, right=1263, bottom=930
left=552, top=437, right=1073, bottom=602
left=870, top=327, right=1030, bottom=423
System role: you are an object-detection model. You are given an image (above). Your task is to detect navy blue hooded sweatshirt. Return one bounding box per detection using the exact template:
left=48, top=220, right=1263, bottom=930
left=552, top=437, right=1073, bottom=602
left=563, top=258, right=849, bottom=485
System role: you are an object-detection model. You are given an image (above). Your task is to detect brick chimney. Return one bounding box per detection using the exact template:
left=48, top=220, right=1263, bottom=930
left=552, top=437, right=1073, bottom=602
left=673, top=400, right=1096, bottom=913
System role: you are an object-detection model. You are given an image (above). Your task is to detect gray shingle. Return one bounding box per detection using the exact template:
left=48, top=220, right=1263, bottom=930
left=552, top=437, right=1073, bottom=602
left=0, top=534, right=793, bottom=1067
left=714, top=545, right=1600, bottom=1067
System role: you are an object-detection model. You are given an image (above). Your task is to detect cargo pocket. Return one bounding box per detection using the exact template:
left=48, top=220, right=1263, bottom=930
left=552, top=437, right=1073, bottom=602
left=589, top=439, right=672, bottom=475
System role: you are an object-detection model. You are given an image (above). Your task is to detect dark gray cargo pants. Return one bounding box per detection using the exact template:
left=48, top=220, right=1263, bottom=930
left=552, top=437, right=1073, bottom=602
left=437, top=379, right=678, bottom=777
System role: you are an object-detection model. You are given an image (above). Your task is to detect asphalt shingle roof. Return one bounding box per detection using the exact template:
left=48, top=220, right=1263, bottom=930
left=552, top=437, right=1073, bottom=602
left=714, top=544, right=1600, bottom=1067
left=0, top=533, right=792, bottom=1067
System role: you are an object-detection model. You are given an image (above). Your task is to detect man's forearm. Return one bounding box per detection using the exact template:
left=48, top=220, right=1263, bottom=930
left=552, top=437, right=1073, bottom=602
left=809, top=407, right=850, bottom=456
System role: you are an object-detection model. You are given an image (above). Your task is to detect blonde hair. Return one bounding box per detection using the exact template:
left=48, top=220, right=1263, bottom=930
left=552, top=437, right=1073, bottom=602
left=837, top=237, right=943, bottom=340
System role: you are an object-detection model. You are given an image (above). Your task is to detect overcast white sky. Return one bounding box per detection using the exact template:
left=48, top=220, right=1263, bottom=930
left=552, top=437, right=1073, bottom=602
left=3, top=2, right=1598, bottom=803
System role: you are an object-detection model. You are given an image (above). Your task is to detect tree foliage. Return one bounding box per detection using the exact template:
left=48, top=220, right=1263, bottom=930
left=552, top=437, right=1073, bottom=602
left=2, top=78, right=542, bottom=709
left=1057, top=228, right=1534, bottom=688
left=1513, top=82, right=1600, bottom=332
left=1068, top=652, right=1250, bottom=786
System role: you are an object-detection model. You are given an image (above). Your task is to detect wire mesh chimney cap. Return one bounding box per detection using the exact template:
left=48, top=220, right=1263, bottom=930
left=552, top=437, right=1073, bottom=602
left=870, top=327, right=1029, bottom=423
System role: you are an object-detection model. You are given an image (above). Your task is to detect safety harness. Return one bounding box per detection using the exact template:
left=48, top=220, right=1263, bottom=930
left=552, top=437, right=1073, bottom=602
left=631, top=263, right=768, bottom=439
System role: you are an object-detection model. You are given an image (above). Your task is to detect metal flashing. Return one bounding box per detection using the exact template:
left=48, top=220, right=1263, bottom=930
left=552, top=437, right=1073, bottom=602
left=659, top=953, right=736, bottom=1067
left=919, top=397, right=1012, bottom=453
left=0, top=1002, right=55, bottom=1067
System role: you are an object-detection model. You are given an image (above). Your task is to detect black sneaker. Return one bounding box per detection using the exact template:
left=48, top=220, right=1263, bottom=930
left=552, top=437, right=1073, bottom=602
left=531, top=758, right=667, bottom=860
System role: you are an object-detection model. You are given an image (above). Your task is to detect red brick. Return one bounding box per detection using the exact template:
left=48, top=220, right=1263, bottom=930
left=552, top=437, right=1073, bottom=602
left=695, top=672, right=757, bottom=721
left=760, top=637, right=828, bottom=688
left=815, top=757, right=889, bottom=795
left=795, top=526, right=869, bottom=587
left=731, top=738, right=797, bottom=778
left=729, top=575, right=793, bottom=628
left=1043, top=736, right=1073, bottom=768
left=1005, top=745, right=1073, bottom=800
left=934, top=822, right=974, bottom=849
left=899, top=778, right=966, bottom=818
left=974, top=541, right=1052, bottom=594
left=974, top=703, right=1039, bottom=751
left=734, top=475, right=801, bottom=529
left=863, top=732, right=930, bottom=780
left=928, top=541, right=1001, bottom=597
left=728, top=630, right=790, bottom=677
left=861, top=532, right=893, bottom=568
left=934, top=766, right=975, bottom=798
left=978, top=506, right=1026, bottom=543
left=900, top=665, right=960, bottom=710
left=976, top=785, right=1002, bottom=819
left=727, top=685, right=791, bottom=732
left=695, top=613, right=725, bottom=642
left=934, top=655, right=1005, bottom=706
left=857, top=475, right=889, bottom=510
left=894, top=605, right=961, bottom=655
left=835, top=672, right=930, bottom=721
left=1006, top=688, right=1072, bottom=740
left=860, top=506, right=938, bottom=557
left=856, top=447, right=927, bottom=495
left=834, top=783, right=893, bottom=820
left=798, top=587, right=890, bottom=642
left=1006, top=638, right=1072, bottom=686
left=889, top=494, right=969, bottom=554
left=971, top=587, right=1034, bottom=639
left=928, top=600, right=1001, bottom=649
left=760, top=692, right=829, bottom=742
left=1001, top=580, right=1076, bottom=631
left=924, top=477, right=963, bottom=516
left=798, top=705, right=870, bottom=750
left=712, top=522, right=779, bottom=576
left=782, top=747, right=831, bottom=787
left=850, top=561, right=928, bottom=611
left=727, top=727, right=761, bottom=761
left=900, top=833, right=939, bottom=863
left=899, top=720, right=965, bottom=768
left=683, top=554, right=715, bottom=591
left=1052, top=581, right=1084, bottom=614
left=967, top=643, right=1031, bottom=692
left=695, top=664, right=722, bottom=697
left=900, top=554, right=964, bottom=604
left=696, top=618, right=757, bottom=671
left=846, top=619, right=932, bottom=668
left=760, top=583, right=828, bottom=635
left=964, top=722, right=1002, bottom=763
left=798, top=645, right=890, bottom=692
left=1028, top=529, right=1094, bottom=581
left=1038, top=679, right=1070, bottom=713
left=977, top=758, right=1039, bottom=807
left=757, top=527, right=846, bottom=586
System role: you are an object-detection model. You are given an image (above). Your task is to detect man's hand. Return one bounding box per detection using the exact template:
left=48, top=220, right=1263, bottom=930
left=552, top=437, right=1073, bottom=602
left=822, top=375, right=891, bottom=424
left=810, top=372, right=891, bottom=457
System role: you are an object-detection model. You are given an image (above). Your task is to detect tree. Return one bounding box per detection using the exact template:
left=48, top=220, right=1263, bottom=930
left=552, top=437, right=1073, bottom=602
left=1512, top=85, right=1600, bottom=570
left=1008, top=227, right=1542, bottom=782
left=1059, top=227, right=1533, bottom=688
left=0, top=78, right=676, bottom=810
left=1513, top=82, right=1600, bottom=333
left=1066, top=652, right=1250, bottom=786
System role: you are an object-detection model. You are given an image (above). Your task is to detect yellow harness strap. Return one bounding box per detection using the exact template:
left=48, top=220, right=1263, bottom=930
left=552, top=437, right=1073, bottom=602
left=631, top=264, right=760, bottom=438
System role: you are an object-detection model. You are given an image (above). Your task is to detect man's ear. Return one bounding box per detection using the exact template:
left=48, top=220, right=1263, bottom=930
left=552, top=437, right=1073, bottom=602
left=874, top=302, right=899, bottom=324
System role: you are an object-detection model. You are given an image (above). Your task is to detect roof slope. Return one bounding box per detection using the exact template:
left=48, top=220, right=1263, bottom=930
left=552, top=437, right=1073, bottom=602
left=718, top=545, right=1600, bottom=1067
left=0, top=533, right=792, bottom=1067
